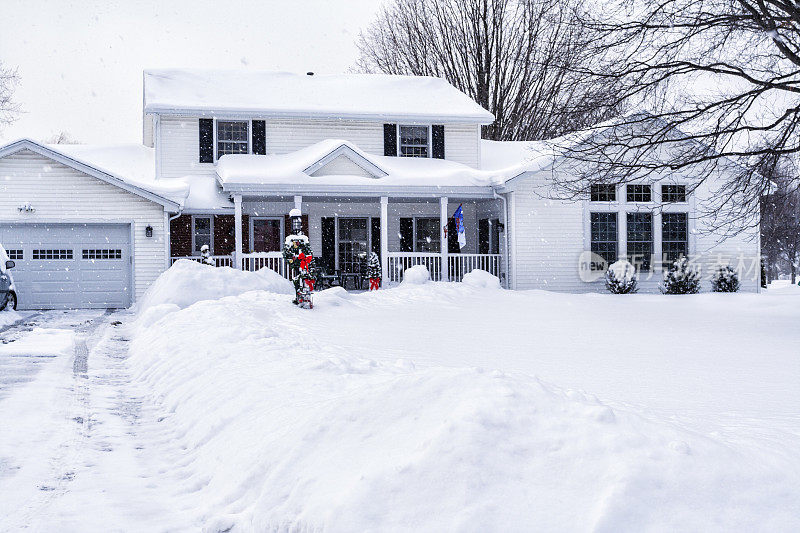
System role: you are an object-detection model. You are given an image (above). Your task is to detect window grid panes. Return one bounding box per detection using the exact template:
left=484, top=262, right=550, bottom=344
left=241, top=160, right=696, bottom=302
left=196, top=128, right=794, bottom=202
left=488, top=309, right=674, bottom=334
left=662, top=212, right=688, bottom=265
left=662, top=185, right=687, bottom=203
left=415, top=217, right=440, bottom=252
left=399, top=125, right=429, bottom=158
left=590, top=184, right=616, bottom=202
left=33, top=249, right=73, bottom=260
left=193, top=217, right=212, bottom=253
left=7, top=249, right=22, bottom=260
left=217, top=121, right=249, bottom=157
left=627, top=212, right=653, bottom=271
left=82, top=249, right=122, bottom=260
left=626, top=184, right=652, bottom=202
left=590, top=212, right=618, bottom=266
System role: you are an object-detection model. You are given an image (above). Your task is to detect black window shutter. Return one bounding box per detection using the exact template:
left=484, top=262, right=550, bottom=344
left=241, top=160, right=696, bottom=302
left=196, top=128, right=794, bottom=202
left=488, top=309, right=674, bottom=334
left=371, top=217, right=381, bottom=258
left=478, top=219, right=490, bottom=254
left=199, top=118, right=214, bottom=163
left=432, top=125, right=445, bottom=159
left=384, top=124, right=397, bottom=156
left=399, top=218, right=413, bottom=252
left=321, top=217, right=336, bottom=273
left=252, top=120, right=266, bottom=155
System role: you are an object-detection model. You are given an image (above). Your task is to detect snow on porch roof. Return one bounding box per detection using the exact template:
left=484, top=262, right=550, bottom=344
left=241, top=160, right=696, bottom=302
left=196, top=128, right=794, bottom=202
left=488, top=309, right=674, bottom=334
left=215, top=139, right=500, bottom=193
left=143, top=69, right=495, bottom=124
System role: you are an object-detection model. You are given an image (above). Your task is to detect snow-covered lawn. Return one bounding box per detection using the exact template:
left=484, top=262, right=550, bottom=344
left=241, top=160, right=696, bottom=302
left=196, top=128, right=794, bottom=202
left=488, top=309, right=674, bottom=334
left=1, top=263, right=797, bottom=531
left=121, top=264, right=800, bottom=531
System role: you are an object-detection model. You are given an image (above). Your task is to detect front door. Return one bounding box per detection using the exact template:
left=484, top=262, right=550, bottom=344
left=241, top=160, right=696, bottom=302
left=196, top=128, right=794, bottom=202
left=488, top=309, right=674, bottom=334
left=338, top=218, right=368, bottom=274
left=252, top=218, right=283, bottom=252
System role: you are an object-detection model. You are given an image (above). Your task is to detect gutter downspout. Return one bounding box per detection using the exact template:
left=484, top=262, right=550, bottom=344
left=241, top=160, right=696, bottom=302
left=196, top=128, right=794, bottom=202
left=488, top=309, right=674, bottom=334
left=493, top=190, right=510, bottom=289
left=166, top=207, right=184, bottom=269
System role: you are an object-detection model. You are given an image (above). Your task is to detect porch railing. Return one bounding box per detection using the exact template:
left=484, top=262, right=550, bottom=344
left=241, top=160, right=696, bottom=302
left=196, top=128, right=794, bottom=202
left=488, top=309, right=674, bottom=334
left=387, top=252, right=443, bottom=282
left=447, top=254, right=502, bottom=282
left=171, top=255, right=234, bottom=268
left=173, top=252, right=501, bottom=285
left=240, top=252, right=288, bottom=277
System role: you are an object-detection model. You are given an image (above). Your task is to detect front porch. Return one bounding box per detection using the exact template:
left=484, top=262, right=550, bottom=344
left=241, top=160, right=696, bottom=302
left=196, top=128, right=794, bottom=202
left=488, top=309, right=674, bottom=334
left=170, top=195, right=505, bottom=286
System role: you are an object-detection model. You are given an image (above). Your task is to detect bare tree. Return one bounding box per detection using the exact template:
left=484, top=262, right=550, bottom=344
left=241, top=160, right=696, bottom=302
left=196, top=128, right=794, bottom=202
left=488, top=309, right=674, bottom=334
left=0, top=62, right=19, bottom=133
left=356, top=0, right=623, bottom=141
left=44, top=131, right=80, bottom=145
left=759, top=153, right=800, bottom=283
left=549, top=0, right=800, bottom=232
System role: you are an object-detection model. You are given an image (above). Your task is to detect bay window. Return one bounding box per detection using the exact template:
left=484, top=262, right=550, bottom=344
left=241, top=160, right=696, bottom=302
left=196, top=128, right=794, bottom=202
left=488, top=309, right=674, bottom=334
left=662, top=212, right=689, bottom=264
left=590, top=212, right=618, bottom=267
left=626, top=212, right=653, bottom=271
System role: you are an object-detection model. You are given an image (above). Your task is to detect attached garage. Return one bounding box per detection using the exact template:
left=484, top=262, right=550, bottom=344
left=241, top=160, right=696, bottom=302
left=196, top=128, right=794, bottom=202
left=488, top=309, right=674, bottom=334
left=0, top=140, right=184, bottom=309
left=0, top=223, right=132, bottom=309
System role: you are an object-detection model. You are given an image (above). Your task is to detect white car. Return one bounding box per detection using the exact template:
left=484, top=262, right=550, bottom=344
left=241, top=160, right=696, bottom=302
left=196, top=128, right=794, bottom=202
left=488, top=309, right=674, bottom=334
left=0, top=244, right=17, bottom=311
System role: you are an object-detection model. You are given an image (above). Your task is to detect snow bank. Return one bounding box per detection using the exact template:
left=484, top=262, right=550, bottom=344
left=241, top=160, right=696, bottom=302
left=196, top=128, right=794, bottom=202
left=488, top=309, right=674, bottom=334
left=400, top=264, right=430, bottom=285
left=0, top=328, right=74, bottom=357
left=462, top=269, right=502, bottom=289
left=126, top=286, right=799, bottom=530
left=137, top=260, right=293, bottom=314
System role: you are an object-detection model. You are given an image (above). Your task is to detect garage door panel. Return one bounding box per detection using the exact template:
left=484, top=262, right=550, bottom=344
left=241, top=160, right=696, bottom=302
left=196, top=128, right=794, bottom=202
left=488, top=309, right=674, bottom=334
left=0, top=223, right=131, bottom=309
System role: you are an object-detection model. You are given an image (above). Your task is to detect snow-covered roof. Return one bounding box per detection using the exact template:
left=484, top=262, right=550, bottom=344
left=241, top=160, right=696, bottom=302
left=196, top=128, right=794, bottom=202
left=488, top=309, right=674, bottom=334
left=479, top=140, right=553, bottom=174
left=143, top=69, right=495, bottom=124
left=216, top=139, right=499, bottom=195
left=0, top=139, right=187, bottom=208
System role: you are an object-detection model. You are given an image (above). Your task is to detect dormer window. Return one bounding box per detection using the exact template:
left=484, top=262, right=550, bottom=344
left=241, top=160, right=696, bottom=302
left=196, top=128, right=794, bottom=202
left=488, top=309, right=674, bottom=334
left=398, top=125, right=430, bottom=158
left=216, top=120, right=249, bottom=158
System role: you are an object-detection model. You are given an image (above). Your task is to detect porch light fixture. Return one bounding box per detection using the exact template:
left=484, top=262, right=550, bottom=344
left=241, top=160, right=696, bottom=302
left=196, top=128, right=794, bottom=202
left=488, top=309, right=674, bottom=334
left=145, top=225, right=154, bottom=238
left=289, top=208, right=303, bottom=235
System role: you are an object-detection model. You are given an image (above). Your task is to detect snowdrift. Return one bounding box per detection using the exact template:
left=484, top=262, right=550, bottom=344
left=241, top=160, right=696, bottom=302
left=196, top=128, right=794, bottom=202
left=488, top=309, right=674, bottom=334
left=126, top=285, right=798, bottom=531
left=138, top=259, right=293, bottom=313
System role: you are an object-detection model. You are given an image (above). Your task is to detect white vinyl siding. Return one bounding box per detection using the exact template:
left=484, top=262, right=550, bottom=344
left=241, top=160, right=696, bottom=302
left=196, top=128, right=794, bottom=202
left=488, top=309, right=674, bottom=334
left=503, top=166, right=760, bottom=293
left=0, top=149, right=166, bottom=300
left=159, top=116, right=214, bottom=178
left=156, top=116, right=482, bottom=178
left=143, top=113, right=155, bottom=147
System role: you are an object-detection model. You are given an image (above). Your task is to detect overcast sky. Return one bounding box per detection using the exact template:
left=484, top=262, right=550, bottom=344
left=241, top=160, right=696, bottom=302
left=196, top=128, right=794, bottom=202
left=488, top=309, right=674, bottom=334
left=0, top=0, right=383, bottom=145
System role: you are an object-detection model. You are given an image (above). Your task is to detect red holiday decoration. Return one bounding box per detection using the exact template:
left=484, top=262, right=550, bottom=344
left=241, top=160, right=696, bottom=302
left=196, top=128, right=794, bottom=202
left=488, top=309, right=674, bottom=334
left=298, top=252, right=313, bottom=271
left=369, top=278, right=380, bottom=290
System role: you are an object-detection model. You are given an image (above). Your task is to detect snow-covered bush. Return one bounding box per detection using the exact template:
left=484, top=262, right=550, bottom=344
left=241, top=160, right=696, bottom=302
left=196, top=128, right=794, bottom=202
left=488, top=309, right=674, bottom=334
left=605, top=260, right=638, bottom=294
left=661, top=257, right=701, bottom=294
left=462, top=269, right=502, bottom=289
left=710, top=265, right=740, bottom=293
left=401, top=264, right=430, bottom=285
left=138, top=259, right=293, bottom=313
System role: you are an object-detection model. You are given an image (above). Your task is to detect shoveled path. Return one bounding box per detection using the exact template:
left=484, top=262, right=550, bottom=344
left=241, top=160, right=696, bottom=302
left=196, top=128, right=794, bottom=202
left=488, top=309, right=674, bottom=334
left=0, top=310, right=191, bottom=531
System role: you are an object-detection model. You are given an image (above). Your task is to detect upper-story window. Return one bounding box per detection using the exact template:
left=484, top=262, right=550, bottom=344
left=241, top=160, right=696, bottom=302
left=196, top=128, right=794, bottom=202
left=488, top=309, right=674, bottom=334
left=399, top=125, right=430, bottom=158
left=662, top=184, right=687, bottom=203
left=626, top=184, right=652, bottom=202
left=590, top=184, right=616, bottom=202
left=217, top=121, right=249, bottom=158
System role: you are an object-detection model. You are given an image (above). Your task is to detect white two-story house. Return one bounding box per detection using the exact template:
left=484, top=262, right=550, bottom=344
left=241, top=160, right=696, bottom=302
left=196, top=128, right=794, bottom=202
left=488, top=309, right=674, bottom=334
left=0, top=69, right=760, bottom=309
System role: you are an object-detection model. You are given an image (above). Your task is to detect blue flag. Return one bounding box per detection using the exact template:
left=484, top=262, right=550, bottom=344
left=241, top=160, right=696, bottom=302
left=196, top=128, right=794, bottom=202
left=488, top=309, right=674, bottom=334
left=454, top=204, right=466, bottom=249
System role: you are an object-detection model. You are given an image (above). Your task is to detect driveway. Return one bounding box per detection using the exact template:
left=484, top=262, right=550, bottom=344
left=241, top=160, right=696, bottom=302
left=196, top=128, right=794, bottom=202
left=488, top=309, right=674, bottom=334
left=0, top=310, right=188, bottom=531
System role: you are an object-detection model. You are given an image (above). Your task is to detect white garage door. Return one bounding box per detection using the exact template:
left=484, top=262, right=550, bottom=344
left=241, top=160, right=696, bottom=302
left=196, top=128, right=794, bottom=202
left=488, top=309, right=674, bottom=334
left=0, top=223, right=132, bottom=309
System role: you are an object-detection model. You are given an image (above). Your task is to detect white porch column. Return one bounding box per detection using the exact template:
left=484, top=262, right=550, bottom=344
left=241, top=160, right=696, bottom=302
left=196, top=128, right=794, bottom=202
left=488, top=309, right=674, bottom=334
left=234, top=194, right=243, bottom=270
left=380, top=197, right=389, bottom=283
left=440, top=196, right=449, bottom=281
